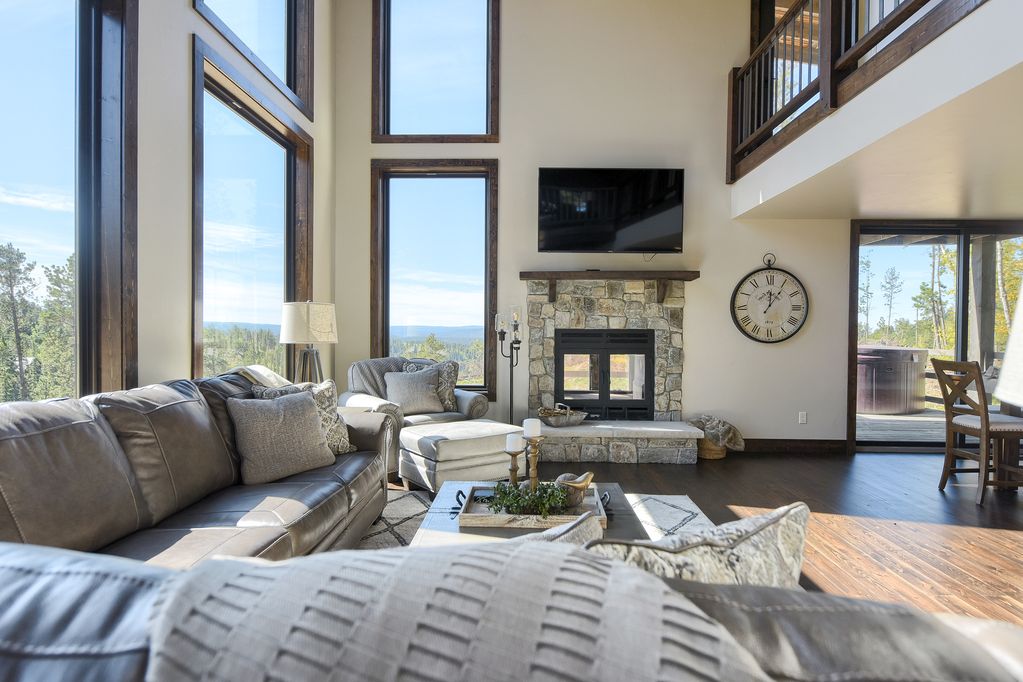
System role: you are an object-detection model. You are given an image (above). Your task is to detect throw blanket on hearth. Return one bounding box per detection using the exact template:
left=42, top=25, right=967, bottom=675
left=146, top=542, right=768, bottom=682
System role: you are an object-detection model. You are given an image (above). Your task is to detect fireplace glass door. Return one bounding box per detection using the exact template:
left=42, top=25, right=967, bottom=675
left=555, top=330, right=655, bottom=420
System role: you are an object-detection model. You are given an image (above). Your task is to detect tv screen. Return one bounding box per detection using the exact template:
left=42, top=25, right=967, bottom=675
left=538, top=168, right=684, bottom=253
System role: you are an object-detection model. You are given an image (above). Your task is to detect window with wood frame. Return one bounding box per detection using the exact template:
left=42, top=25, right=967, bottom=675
left=372, top=0, right=500, bottom=142
left=371, top=160, right=498, bottom=400
left=194, top=0, right=314, bottom=120
left=192, top=37, right=312, bottom=379
left=0, top=0, right=137, bottom=400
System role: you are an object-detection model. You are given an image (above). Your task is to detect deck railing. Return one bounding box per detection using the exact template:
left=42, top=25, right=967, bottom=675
left=727, top=0, right=987, bottom=183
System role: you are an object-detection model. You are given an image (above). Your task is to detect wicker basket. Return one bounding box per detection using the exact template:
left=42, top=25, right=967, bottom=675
left=537, top=406, right=589, bottom=428
left=697, top=440, right=727, bottom=460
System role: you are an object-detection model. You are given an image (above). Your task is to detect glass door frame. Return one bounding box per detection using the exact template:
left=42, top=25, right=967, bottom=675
left=848, top=220, right=1023, bottom=453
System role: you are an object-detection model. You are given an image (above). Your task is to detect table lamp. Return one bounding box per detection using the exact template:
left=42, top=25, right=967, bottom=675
left=280, top=301, right=338, bottom=383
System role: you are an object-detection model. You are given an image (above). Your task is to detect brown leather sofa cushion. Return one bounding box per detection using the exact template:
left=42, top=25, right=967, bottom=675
left=92, top=381, right=237, bottom=524
left=100, top=526, right=292, bottom=569
left=156, top=479, right=349, bottom=556
left=194, top=373, right=255, bottom=469
left=0, top=399, right=148, bottom=551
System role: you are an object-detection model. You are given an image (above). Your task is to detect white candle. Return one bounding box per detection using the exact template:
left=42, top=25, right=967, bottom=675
left=522, top=418, right=542, bottom=438
left=506, top=433, right=524, bottom=452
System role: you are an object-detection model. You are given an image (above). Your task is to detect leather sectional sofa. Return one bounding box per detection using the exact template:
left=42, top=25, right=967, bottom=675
left=0, top=373, right=393, bottom=568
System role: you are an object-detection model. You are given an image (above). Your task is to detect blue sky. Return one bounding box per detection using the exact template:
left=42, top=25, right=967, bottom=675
left=0, top=0, right=489, bottom=332
left=860, top=243, right=956, bottom=324
left=0, top=0, right=76, bottom=299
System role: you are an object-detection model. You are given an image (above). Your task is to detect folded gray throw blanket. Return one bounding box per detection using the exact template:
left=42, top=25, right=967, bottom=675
left=147, top=542, right=768, bottom=681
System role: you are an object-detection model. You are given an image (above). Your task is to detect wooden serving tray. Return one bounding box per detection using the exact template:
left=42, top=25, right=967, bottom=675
left=457, top=483, right=608, bottom=529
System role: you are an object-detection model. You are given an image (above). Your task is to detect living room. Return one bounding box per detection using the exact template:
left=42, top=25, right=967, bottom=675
left=1, top=0, right=1022, bottom=680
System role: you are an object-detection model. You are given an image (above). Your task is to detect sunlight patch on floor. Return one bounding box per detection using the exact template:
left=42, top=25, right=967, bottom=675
left=729, top=504, right=1023, bottom=625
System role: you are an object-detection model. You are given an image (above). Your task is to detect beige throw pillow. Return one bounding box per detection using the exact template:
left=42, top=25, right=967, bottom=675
left=227, top=392, right=335, bottom=485
left=384, top=369, right=444, bottom=415
left=584, top=502, right=810, bottom=588
left=252, top=379, right=357, bottom=455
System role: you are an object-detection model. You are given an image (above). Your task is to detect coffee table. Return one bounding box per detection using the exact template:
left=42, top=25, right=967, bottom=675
left=410, top=480, right=647, bottom=547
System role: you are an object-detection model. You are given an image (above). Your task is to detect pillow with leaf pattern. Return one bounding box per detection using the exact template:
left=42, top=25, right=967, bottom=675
left=252, top=379, right=357, bottom=455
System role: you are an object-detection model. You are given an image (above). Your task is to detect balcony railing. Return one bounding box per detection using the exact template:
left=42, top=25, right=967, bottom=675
left=727, top=0, right=990, bottom=183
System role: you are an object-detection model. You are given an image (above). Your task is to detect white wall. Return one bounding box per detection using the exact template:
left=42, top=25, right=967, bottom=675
left=333, top=0, right=850, bottom=440
left=136, top=0, right=336, bottom=384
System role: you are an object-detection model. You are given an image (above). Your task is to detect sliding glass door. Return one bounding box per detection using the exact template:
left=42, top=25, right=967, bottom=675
left=854, top=223, right=1023, bottom=447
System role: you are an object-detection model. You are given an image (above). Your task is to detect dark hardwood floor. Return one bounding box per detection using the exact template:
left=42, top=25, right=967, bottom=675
left=539, top=452, right=1023, bottom=624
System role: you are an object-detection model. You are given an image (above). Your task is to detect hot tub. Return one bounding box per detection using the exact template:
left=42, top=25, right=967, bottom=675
left=857, top=346, right=928, bottom=415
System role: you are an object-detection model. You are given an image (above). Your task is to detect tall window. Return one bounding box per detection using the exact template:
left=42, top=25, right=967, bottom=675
left=373, top=0, right=500, bottom=142
left=193, top=38, right=312, bottom=378
left=371, top=160, right=497, bottom=398
left=0, top=0, right=136, bottom=400
left=195, top=0, right=314, bottom=119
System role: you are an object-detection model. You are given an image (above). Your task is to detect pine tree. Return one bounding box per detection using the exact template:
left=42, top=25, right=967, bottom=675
left=33, top=255, right=76, bottom=399
left=0, top=243, right=38, bottom=399
left=880, top=267, right=903, bottom=343
left=858, top=254, right=874, bottom=341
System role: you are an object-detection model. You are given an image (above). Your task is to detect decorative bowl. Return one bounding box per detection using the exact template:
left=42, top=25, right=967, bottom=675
left=537, top=407, right=589, bottom=427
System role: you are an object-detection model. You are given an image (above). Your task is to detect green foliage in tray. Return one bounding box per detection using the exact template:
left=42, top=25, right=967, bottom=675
left=487, top=481, right=568, bottom=518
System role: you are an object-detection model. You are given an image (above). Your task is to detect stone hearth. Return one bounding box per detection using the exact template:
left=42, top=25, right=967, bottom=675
left=525, top=277, right=686, bottom=421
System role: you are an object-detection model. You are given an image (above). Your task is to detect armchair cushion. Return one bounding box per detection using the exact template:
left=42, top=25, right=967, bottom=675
left=384, top=369, right=445, bottom=416
left=403, top=359, right=458, bottom=411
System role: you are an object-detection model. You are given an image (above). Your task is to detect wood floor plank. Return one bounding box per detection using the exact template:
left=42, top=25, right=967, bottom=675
left=541, top=453, right=1023, bottom=624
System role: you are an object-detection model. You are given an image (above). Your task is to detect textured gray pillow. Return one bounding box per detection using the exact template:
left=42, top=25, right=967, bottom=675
left=252, top=380, right=357, bottom=455
left=585, top=502, right=809, bottom=588
left=403, top=360, right=459, bottom=411
left=226, top=392, right=335, bottom=485
left=384, top=369, right=444, bottom=415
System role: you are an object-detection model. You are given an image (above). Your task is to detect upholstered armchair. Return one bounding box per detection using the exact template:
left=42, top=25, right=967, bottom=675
left=339, top=357, right=489, bottom=472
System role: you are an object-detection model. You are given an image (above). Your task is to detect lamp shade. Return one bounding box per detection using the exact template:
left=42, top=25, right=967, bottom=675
left=995, top=287, right=1023, bottom=406
left=280, top=301, right=338, bottom=345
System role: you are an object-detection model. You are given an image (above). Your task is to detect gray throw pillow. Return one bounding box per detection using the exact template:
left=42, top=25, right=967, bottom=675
left=585, top=502, right=809, bottom=588
left=226, top=392, right=335, bottom=485
left=403, top=360, right=459, bottom=411
left=252, top=380, right=357, bottom=455
left=384, top=369, right=445, bottom=415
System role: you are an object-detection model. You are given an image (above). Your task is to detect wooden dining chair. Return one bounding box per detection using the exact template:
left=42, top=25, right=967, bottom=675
left=932, top=359, right=1023, bottom=505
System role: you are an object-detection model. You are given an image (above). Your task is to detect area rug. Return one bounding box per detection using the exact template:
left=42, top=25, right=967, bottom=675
left=358, top=489, right=431, bottom=550
left=360, top=490, right=715, bottom=549
left=624, top=494, right=715, bottom=540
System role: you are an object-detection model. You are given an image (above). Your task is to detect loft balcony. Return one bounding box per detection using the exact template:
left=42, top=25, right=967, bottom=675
left=726, top=0, right=1021, bottom=218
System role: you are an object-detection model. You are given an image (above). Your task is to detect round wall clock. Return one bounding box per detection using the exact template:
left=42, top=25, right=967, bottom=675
left=730, top=254, right=809, bottom=343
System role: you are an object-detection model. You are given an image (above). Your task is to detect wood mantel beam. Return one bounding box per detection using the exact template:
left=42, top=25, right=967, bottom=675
left=520, top=270, right=700, bottom=304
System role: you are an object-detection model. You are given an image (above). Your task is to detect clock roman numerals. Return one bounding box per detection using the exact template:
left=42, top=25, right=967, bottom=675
left=789, top=290, right=801, bottom=299
left=788, top=316, right=799, bottom=326
left=765, top=274, right=775, bottom=285
left=736, top=304, right=748, bottom=311
left=732, top=267, right=809, bottom=343
left=750, top=324, right=761, bottom=336
left=749, top=279, right=759, bottom=289
left=739, top=315, right=752, bottom=326
left=792, top=304, right=803, bottom=311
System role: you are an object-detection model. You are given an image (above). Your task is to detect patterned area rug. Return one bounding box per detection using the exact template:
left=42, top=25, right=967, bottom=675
left=359, top=490, right=714, bottom=549
left=624, top=494, right=715, bottom=540
left=358, top=490, right=432, bottom=549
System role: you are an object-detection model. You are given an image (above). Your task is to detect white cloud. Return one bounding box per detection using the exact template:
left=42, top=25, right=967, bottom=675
left=0, top=186, right=74, bottom=213
left=391, top=283, right=483, bottom=327
left=391, top=267, right=483, bottom=288
left=203, top=277, right=283, bottom=327
left=203, top=221, right=283, bottom=253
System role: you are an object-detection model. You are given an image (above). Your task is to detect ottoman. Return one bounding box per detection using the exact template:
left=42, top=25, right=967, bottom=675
left=399, top=419, right=523, bottom=493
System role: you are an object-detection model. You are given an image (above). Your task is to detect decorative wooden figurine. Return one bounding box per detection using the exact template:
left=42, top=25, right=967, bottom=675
left=555, top=472, right=595, bottom=507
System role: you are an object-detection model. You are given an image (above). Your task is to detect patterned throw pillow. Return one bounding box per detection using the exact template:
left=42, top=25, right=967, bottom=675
left=403, top=360, right=458, bottom=412
left=252, top=379, right=357, bottom=455
left=584, top=502, right=810, bottom=588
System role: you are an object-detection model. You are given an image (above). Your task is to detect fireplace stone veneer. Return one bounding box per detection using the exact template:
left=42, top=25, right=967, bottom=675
left=525, top=277, right=685, bottom=421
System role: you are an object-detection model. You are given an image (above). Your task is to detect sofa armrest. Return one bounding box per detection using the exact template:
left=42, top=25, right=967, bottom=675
left=343, top=411, right=398, bottom=476
left=455, top=388, right=489, bottom=419
left=339, top=391, right=403, bottom=423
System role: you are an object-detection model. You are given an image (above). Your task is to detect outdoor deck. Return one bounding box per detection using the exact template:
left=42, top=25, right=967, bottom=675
left=856, top=411, right=946, bottom=443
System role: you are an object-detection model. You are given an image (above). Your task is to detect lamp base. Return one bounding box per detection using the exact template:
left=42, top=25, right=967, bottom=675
left=295, top=346, right=324, bottom=384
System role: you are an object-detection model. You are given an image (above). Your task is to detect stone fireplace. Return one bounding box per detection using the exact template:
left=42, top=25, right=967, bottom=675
left=524, top=274, right=689, bottom=421
left=554, top=329, right=655, bottom=420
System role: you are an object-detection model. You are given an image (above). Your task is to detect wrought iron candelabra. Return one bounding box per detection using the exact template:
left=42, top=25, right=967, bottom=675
left=496, top=307, right=522, bottom=424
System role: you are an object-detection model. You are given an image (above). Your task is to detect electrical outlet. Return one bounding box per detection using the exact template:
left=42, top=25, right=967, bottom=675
left=798, top=411, right=807, bottom=424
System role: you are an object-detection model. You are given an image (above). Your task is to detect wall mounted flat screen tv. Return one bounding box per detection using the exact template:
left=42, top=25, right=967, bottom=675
left=538, top=168, right=684, bottom=253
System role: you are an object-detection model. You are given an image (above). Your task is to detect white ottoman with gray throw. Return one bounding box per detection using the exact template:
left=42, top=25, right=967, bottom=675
left=399, top=419, right=522, bottom=492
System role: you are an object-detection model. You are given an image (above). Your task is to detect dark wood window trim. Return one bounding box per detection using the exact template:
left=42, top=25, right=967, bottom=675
left=370, top=159, right=498, bottom=401
left=194, top=0, right=314, bottom=121
left=192, top=36, right=314, bottom=378
left=78, top=0, right=139, bottom=394
left=847, top=219, right=1023, bottom=454
left=371, top=0, right=500, bottom=143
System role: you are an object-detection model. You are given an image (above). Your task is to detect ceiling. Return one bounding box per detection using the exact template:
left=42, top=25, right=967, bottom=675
left=733, top=60, right=1023, bottom=220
